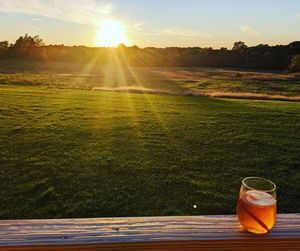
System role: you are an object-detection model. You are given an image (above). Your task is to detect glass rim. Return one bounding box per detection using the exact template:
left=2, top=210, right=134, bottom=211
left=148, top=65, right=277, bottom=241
left=242, top=177, right=276, bottom=193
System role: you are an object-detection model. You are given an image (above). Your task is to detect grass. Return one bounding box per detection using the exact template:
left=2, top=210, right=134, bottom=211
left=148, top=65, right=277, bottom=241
left=0, top=60, right=300, bottom=99
left=1, top=85, right=300, bottom=219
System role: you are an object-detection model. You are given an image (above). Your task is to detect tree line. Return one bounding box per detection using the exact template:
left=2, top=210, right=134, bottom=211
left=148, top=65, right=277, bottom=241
left=0, top=34, right=300, bottom=71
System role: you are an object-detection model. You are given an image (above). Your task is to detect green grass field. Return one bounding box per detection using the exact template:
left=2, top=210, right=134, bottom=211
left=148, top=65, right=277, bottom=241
left=1, top=60, right=300, bottom=99
left=1, top=84, right=299, bottom=219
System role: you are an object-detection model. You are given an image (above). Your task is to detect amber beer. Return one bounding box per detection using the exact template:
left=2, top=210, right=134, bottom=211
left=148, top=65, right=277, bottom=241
left=237, top=177, right=277, bottom=234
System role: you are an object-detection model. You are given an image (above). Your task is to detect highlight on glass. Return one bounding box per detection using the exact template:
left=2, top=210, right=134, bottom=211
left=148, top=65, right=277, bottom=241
left=237, top=177, right=277, bottom=234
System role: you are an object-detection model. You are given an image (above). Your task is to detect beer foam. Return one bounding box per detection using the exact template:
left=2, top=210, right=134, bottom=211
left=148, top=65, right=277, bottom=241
left=245, top=190, right=276, bottom=206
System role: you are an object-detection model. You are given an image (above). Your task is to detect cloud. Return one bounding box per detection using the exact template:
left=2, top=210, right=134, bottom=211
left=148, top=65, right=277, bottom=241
left=237, top=25, right=261, bottom=36
left=129, top=27, right=213, bottom=42
left=32, top=26, right=43, bottom=31
left=32, top=17, right=41, bottom=22
left=133, top=22, right=145, bottom=31
left=156, top=28, right=213, bottom=40
left=0, top=0, right=113, bottom=26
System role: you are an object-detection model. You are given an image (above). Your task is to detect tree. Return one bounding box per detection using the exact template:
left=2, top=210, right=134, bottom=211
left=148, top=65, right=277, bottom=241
left=289, top=54, right=300, bottom=72
left=220, top=47, right=228, bottom=51
left=10, top=34, right=45, bottom=60
left=232, top=41, right=248, bottom=53
left=289, top=42, right=300, bottom=55
left=0, top=41, right=9, bottom=49
left=0, top=40, right=9, bottom=58
left=13, top=34, right=44, bottom=48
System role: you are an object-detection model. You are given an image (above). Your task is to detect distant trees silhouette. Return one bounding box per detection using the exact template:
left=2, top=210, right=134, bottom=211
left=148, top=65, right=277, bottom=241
left=0, top=34, right=299, bottom=71
left=0, top=41, right=9, bottom=58
left=290, top=55, right=300, bottom=72
left=232, top=41, right=248, bottom=53
left=13, top=34, right=44, bottom=48
left=8, top=34, right=44, bottom=59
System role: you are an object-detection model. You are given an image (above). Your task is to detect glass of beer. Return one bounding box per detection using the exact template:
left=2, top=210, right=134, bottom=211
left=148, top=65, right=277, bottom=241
left=237, top=177, right=276, bottom=234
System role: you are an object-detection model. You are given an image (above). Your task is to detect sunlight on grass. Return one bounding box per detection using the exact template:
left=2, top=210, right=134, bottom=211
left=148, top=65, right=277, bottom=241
left=1, top=85, right=300, bottom=219
left=118, top=49, right=180, bottom=148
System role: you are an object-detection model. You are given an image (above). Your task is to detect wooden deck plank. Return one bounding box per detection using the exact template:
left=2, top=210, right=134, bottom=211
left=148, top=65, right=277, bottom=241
left=1, top=214, right=300, bottom=250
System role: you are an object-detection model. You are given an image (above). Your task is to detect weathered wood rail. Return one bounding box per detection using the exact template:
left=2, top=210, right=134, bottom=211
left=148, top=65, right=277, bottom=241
left=1, top=214, right=300, bottom=250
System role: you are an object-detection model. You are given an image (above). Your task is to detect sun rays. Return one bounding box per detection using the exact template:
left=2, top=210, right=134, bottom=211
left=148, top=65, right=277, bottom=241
left=68, top=43, right=184, bottom=159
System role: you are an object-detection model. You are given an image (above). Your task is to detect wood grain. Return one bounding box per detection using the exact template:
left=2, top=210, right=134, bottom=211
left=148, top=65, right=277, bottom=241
left=1, top=214, right=300, bottom=250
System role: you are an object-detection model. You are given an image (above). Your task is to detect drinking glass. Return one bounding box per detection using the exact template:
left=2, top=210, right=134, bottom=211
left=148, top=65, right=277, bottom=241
left=237, top=177, right=276, bottom=234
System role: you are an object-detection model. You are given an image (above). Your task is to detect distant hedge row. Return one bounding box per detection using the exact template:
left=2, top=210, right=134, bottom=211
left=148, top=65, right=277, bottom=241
left=0, top=34, right=300, bottom=71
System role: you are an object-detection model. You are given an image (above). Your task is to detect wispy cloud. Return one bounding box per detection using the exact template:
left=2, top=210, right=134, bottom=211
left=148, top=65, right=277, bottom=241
left=237, top=25, right=261, bottom=36
left=32, top=17, right=41, bottom=22
left=32, top=26, right=43, bottom=31
left=0, top=0, right=113, bottom=26
left=133, top=22, right=145, bottom=31
left=129, top=27, right=213, bottom=42
left=156, top=28, right=213, bottom=40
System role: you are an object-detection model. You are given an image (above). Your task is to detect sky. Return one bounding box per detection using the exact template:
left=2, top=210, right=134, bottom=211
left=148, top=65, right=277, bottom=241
left=0, top=0, right=300, bottom=48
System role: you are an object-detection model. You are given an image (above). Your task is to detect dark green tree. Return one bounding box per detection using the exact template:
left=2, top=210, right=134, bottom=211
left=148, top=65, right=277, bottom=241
left=0, top=40, right=9, bottom=58
left=289, top=42, right=300, bottom=55
left=289, top=54, right=300, bottom=72
left=0, top=41, right=9, bottom=49
left=10, top=34, right=45, bottom=60
left=232, top=41, right=248, bottom=53
left=13, top=34, right=44, bottom=48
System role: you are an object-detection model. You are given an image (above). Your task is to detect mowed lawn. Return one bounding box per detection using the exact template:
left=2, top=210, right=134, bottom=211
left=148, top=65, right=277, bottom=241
left=0, top=85, right=300, bottom=219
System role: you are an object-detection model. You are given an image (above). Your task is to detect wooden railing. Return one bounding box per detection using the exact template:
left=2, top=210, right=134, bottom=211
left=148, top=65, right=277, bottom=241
left=1, top=214, right=300, bottom=250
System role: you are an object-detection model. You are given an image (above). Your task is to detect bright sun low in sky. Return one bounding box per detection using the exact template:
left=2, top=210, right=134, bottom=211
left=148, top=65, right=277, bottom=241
left=95, top=20, right=129, bottom=47
left=0, top=0, right=300, bottom=48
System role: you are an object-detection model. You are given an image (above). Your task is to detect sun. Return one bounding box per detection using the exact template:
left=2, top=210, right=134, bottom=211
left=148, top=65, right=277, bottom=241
left=95, top=20, right=129, bottom=47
